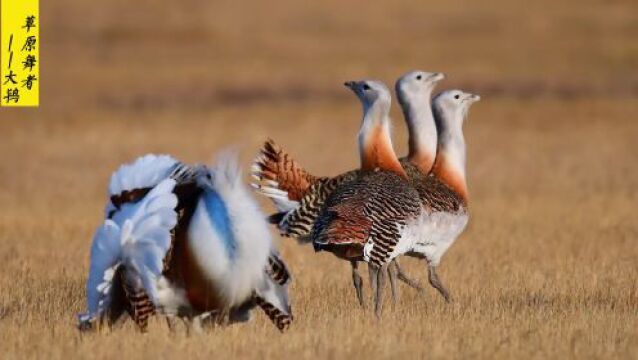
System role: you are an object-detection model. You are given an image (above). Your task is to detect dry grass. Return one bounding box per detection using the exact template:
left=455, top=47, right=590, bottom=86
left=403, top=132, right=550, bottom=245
left=1, top=0, right=637, bottom=358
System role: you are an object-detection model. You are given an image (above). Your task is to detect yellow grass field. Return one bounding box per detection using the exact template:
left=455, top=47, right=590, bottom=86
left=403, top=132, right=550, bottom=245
left=1, top=0, right=637, bottom=358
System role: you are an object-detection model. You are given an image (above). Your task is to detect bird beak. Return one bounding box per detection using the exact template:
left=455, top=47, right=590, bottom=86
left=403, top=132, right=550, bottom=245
left=468, top=93, right=481, bottom=102
left=344, top=81, right=356, bottom=90
left=429, top=72, right=446, bottom=83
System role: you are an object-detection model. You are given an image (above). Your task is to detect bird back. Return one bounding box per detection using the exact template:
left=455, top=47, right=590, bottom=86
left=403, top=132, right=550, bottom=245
left=312, top=170, right=422, bottom=266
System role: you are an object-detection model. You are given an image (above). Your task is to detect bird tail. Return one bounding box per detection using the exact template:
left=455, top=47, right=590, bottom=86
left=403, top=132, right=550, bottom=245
left=108, top=154, right=179, bottom=197
left=209, top=149, right=244, bottom=192
left=251, top=139, right=319, bottom=212
left=194, top=150, right=273, bottom=306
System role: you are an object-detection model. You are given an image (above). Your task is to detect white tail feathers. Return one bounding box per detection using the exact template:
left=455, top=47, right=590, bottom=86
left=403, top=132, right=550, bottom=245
left=108, top=154, right=179, bottom=197
left=209, top=150, right=243, bottom=192
left=120, top=179, right=178, bottom=301
left=82, top=178, right=179, bottom=322
left=85, top=220, right=121, bottom=317
left=187, top=150, right=273, bottom=307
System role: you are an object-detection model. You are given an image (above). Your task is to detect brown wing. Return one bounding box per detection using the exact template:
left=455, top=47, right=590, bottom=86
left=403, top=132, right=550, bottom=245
left=400, top=159, right=466, bottom=213
left=276, top=170, right=359, bottom=240
left=315, top=197, right=372, bottom=246
left=252, top=139, right=320, bottom=201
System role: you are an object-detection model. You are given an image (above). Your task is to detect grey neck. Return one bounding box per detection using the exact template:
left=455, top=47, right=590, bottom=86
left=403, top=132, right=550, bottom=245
left=402, top=96, right=437, bottom=165
left=433, top=106, right=467, bottom=180
left=358, top=99, right=391, bottom=157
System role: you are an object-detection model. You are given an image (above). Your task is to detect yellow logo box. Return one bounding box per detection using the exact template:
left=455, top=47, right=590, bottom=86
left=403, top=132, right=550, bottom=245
left=1, top=0, right=39, bottom=107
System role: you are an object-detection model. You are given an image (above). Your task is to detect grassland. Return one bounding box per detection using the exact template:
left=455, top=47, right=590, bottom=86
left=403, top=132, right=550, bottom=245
left=1, top=0, right=637, bottom=358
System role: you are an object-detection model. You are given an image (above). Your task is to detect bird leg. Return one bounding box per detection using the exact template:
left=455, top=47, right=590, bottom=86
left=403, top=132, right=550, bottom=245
left=387, top=261, right=398, bottom=308
left=206, top=309, right=228, bottom=328
left=394, top=259, right=425, bottom=293
left=185, top=311, right=209, bottom=335
left=428, top=264, right=450, bottom=303
left=165, top=315, right=177, bottom=332
left=351, top=261, right=366, bottom=308
left=189, top=315, right=204, bottom=334
left=368, top=263, right=378, bottom=310
left=375, top=264, right=387, bottom=319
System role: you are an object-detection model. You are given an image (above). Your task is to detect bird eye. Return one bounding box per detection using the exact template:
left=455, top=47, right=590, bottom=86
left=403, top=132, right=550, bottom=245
left=416, top=75, right=422, bottom=80
left=454, top=94, right=460, bottom=99
left=363, top=84, right=371, bottom=91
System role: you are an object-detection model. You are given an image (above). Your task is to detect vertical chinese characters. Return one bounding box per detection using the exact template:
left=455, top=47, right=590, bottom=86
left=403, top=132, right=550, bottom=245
left=1, top=0, right=39, bottom=107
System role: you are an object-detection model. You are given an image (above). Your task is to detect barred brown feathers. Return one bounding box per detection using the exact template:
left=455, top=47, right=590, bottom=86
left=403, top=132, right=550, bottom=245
left=400, top=159, right=466, bottom=213
left=254, top=294, right=292, bottom=332
left=251, top=139, right=364, bottom=240
left=312, top=170, right=422, bottom=267
left=278, top=171, right=357, bottom=240
left=121, top=275, right=156, bottom=332
left=266, top=251, right=292, bottom=286
left=253, top=139, right=322, bottom=201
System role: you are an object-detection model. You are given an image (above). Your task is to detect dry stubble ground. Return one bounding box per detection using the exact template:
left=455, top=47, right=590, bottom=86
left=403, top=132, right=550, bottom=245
left=1, top=0, right=638, bottom=358
left=0, top=98, right=636, bottom=358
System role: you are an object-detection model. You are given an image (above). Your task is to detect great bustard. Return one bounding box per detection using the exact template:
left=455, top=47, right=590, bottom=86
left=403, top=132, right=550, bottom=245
left=395, top=70, right=459, bottom=302
left=389, top=89, right=480, bottom=302
left=370, top=89, right=480, bottom=306
left=309, top=79, right=424, bottom=317
left=78, top=153, right=293, bottom=332
left=395, top=70, right=445, bottom=175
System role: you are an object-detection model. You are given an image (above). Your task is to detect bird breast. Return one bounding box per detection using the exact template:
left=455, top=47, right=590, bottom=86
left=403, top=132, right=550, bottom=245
left=393, top=208, right=469, bottom=266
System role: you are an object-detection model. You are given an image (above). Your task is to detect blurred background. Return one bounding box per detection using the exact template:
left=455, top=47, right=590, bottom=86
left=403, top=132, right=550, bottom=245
left=7, top=0, right=638, bottom=113
left=0, top=0, right=636, bottom=358
left=2, top=0, right=637, bottom=209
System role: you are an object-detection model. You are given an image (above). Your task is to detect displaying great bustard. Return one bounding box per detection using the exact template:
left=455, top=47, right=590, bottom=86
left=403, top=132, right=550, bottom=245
left=78, top=153, right=293, bottom=332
